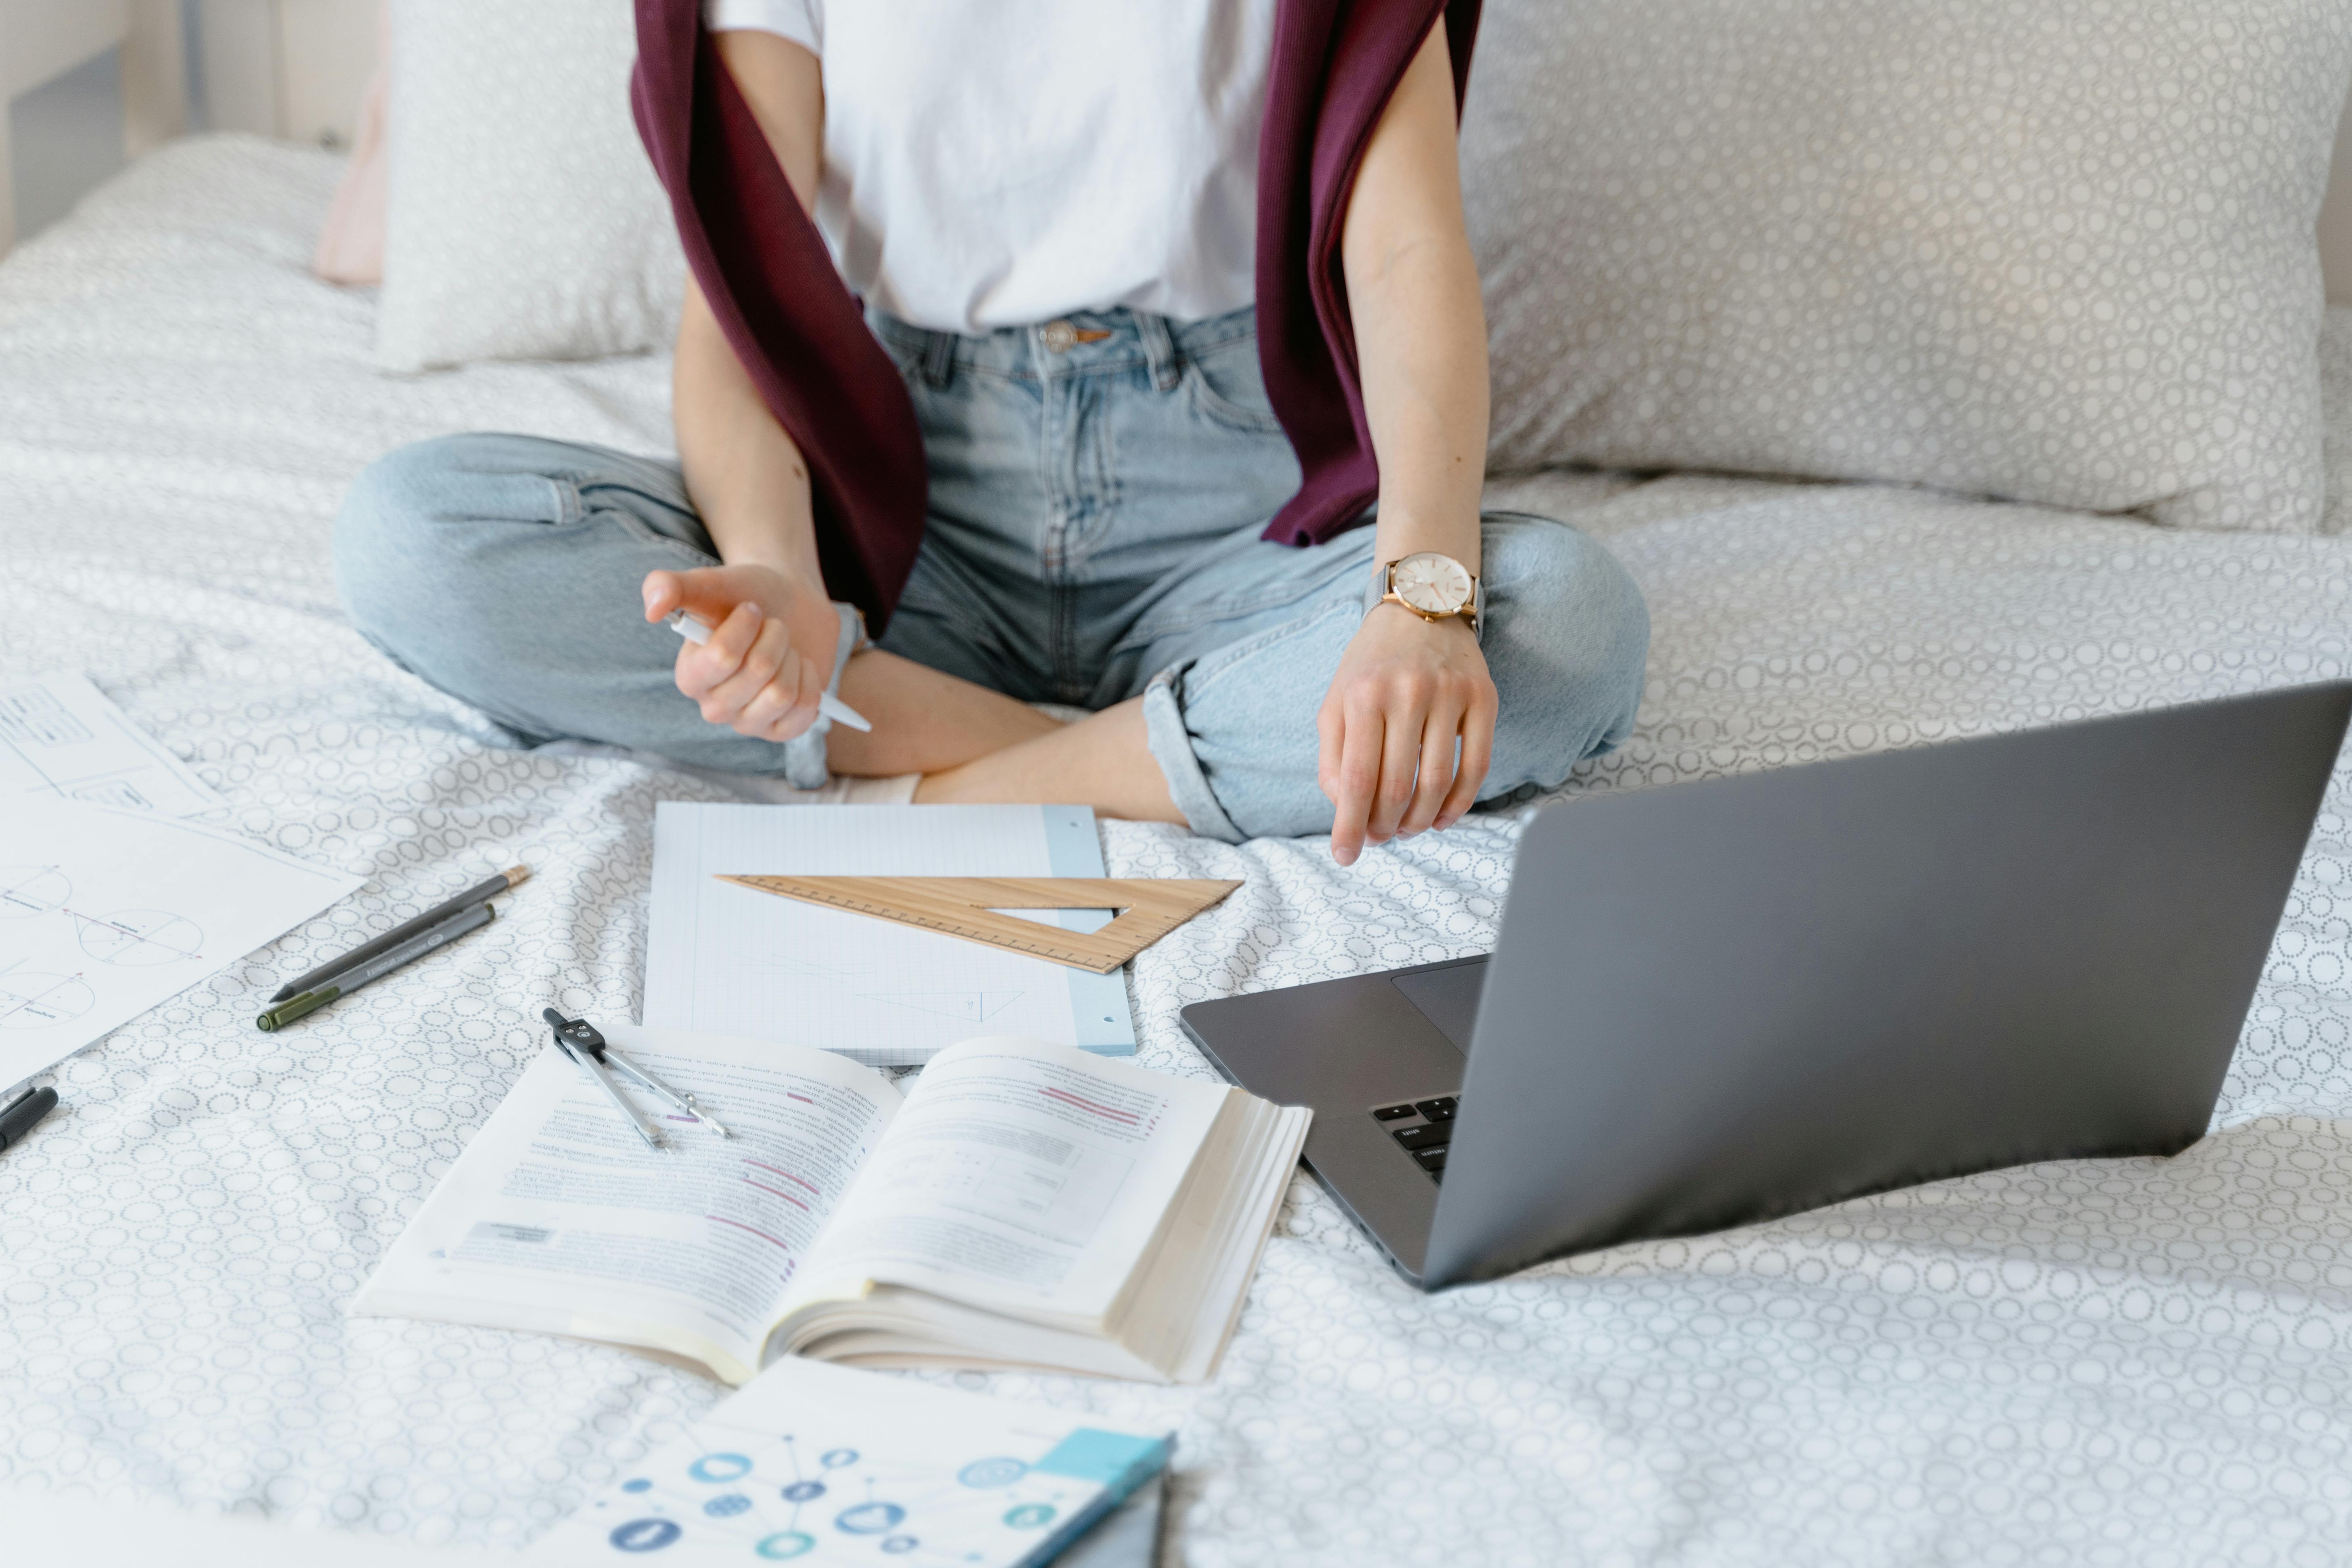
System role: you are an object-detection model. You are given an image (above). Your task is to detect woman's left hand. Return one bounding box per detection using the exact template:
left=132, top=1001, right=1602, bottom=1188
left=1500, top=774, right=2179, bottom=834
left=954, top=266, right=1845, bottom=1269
left=1318, top=605, right=1497, bottom=866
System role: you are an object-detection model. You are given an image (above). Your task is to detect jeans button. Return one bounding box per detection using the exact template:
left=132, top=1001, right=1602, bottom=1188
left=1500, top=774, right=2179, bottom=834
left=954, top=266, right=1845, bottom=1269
left=1041, top=319, right=1077, bottom=353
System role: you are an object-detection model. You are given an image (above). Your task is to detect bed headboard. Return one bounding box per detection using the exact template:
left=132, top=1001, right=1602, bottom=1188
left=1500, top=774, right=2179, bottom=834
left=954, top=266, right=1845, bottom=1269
left=189, top=0, right=376, bottom=149
left=0, top=0, right=369, bottom=256
left=0, top=0, right=132, bottom=253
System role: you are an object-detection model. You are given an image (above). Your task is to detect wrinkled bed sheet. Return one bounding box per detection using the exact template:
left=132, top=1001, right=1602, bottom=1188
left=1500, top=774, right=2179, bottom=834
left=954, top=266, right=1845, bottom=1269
left=4, top=137, right=2352, bottom=1566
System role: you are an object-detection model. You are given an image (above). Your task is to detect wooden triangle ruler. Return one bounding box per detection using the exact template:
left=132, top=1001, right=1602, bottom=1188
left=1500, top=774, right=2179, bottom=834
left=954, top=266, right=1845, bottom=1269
left=714, top=875, right=1243, bottom=974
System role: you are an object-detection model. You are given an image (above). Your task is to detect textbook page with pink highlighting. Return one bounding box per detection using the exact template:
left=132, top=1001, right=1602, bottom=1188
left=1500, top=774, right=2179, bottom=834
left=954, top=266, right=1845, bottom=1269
left=352, top=1028, right=1306, bottom=1385
left=350, top=1022, right=901, bottom=1384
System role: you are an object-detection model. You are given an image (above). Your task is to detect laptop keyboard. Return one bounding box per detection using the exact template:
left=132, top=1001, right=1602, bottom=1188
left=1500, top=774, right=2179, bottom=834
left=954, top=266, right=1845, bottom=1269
left=1371, top=1096, right=1458, bottom=1183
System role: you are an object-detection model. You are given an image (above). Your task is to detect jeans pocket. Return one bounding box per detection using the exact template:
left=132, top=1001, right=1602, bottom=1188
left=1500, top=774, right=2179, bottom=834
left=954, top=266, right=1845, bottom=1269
left=602, top=502, right=720, bottom=566
left=1182, top=337, right=1288, bottom=436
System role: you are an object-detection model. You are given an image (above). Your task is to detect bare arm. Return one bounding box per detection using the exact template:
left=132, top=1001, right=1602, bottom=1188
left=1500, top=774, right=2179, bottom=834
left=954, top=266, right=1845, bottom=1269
left=645, top=31, right=843, bottom=743
left=674, top=32, right=823, bottom=581
left=1318, top=22, right=1498, bottom=865
left=646, top=32, right=1066, bottom=775
left=1345, top=22, right=1489, bottom=576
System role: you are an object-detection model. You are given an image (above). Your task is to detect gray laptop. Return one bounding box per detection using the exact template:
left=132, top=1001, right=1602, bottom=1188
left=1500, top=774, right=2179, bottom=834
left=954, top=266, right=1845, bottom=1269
left=1181, top=682, right=2352, bottom=1290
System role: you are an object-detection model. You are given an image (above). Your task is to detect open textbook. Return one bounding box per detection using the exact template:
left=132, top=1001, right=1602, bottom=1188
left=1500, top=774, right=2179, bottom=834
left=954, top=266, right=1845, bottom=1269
left=352, top=1024, right=1309, bottom=1384
left=644, top=804, right=1136, bottom=1066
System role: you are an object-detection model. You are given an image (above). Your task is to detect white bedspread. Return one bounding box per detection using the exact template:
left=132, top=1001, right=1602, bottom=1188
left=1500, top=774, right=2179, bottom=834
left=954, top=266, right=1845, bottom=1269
left=4, top=137, right=2352, bottom=1565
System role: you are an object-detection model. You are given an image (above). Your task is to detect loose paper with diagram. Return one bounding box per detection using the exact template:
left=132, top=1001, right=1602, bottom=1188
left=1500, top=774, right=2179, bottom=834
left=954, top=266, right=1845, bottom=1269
left=351, top=1024, right=1309, bottom=1385
left=644, top=804, right=1135, bottom=1065
left=0, top=796, right=361, bottom=1092
left=0, top=671, right=223, bottom=817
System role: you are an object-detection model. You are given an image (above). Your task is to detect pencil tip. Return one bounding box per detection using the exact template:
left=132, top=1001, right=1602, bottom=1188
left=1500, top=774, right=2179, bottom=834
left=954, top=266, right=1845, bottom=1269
left=505, top=866, right=531, bottom=887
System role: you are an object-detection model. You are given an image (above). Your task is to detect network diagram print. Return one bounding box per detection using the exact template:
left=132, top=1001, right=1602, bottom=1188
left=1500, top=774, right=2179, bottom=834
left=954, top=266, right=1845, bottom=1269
left=558, top=1418, right=1160, bottom=1566
left=0, top=863, right=207, bottom=1031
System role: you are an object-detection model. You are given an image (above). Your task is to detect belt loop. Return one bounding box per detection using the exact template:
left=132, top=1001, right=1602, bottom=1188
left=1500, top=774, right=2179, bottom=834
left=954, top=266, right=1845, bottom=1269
left=1136, top=313, right=1181, bottom=393
left=921, top=328, right=957, bottom=390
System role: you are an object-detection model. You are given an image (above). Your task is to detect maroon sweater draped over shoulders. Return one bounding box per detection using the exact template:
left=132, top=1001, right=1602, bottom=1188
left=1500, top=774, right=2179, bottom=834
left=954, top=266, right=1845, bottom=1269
left=632, top=0, right=1479, bottom=632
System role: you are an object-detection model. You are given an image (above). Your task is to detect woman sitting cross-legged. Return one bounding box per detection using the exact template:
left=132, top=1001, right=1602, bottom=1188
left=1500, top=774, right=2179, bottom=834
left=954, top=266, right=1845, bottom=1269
left=334, top=1, right=1649, bottom=865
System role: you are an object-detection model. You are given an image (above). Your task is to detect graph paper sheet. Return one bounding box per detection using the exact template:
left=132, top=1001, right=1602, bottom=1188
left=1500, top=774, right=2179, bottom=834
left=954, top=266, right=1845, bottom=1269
left=643, top=804, right=1136, bottom=1066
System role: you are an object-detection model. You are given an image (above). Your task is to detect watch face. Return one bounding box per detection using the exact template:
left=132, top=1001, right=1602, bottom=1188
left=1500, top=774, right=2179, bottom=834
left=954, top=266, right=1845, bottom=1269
left=1391, top=552, right=1473, bottom=615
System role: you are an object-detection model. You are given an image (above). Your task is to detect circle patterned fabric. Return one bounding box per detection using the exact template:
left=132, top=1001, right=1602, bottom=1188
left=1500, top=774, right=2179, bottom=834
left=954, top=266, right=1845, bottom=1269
left=1462, top=0, right=2352, bottom=535
left=4, top=140, right=2352, bottom=1566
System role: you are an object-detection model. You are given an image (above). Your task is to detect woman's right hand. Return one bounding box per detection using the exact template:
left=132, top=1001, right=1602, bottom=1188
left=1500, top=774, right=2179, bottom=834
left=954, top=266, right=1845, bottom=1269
left=642, top=563, right=844, bottom=743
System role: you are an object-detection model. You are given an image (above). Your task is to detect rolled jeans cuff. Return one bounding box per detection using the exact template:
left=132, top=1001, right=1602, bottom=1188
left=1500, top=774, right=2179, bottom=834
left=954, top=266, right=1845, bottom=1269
left=1142, top=665, right=1245, bottom=844
left=780, top=601, right=867, bottom=790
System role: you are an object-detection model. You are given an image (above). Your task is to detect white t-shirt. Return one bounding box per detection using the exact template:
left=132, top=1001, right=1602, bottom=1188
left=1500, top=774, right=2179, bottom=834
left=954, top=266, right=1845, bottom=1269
left=704, top=0, right=1276, bottom=334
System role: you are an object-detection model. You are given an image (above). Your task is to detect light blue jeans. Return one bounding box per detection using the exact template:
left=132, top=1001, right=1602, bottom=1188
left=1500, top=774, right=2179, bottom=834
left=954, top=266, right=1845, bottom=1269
left=334, top=306, right=1649, bottom=842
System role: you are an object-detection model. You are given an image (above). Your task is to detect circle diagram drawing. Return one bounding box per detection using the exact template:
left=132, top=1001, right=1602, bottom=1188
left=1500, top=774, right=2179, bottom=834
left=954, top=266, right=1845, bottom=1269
left=76, top=909, right=204, bottom=966
left=0, top=972, right=95, bottom=1029
left=0, top=865, right=69, bottom=919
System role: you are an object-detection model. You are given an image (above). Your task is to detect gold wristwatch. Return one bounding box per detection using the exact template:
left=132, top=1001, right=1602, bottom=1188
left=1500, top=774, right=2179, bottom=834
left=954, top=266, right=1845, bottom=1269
left=1366, top=551, right=1483, bottom=636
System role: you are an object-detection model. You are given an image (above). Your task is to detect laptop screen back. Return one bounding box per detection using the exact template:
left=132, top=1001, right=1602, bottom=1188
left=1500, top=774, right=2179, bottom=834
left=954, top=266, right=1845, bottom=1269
left=1420, top=684, right=2352, bottom=1289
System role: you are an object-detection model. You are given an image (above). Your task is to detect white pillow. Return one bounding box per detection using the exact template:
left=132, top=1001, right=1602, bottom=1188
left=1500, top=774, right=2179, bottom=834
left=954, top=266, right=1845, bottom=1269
left=1461, top=0, right=2352, bottom=533
left=378, top=0, right=683, bottom=371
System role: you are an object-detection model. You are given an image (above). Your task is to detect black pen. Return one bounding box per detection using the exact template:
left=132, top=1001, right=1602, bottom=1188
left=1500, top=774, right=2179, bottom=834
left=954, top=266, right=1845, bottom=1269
left=0, top=1085, right=57, bottom=1152
left=270, top=865, right=529, bottom=1003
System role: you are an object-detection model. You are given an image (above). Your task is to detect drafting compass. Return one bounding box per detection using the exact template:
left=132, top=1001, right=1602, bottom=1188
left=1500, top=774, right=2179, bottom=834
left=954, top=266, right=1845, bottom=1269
left=542, top=1008, right=732, bottom=1150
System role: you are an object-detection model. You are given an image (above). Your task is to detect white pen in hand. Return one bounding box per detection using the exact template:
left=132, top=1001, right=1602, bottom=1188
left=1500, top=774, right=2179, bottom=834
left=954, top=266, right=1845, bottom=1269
left=663, top=609, right=873, bottom=732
